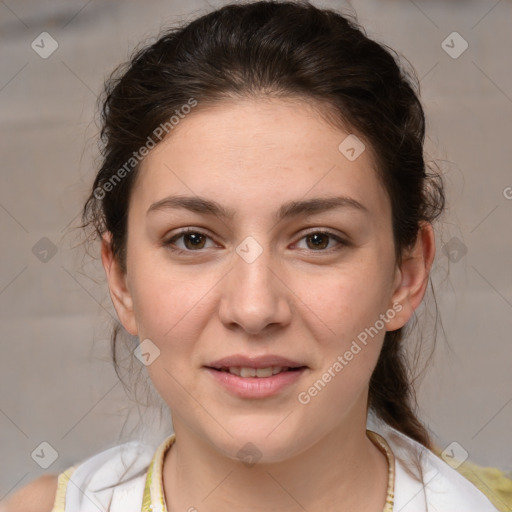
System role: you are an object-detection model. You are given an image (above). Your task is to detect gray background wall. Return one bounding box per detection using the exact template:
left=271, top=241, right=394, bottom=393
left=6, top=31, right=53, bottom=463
left=1, top=0, right=511, bottom=499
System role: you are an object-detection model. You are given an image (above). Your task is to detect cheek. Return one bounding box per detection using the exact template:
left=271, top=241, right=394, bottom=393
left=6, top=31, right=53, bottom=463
left=293, top=264, right=391, bottom=405
left=132, top=276, right=209, bottom=342
left=295, top=271, right=388, bottom=407
left=127, top=247, right=213, bottom=347
left=128, top=263, right=215, bottom=409
left=296, top=264, right=392, bottom=343
left=295, top=335, right=382, bottom=439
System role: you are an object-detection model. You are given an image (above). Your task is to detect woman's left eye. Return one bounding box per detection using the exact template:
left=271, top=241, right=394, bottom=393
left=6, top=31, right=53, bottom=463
left=294, top=231, right=346, bottom=251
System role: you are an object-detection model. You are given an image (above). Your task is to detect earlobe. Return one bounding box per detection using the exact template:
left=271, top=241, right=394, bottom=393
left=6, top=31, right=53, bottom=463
left=101, top=232, right=138, bottom=336
left=385, top=222, right=436, bottom=331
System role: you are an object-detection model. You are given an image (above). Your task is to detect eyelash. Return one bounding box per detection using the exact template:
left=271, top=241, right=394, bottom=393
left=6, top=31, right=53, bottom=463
left=163, top=228, right=348, bottom=255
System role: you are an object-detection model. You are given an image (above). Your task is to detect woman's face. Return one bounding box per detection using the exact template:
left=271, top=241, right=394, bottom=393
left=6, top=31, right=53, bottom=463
left=106, top=98, right=416, bottom=462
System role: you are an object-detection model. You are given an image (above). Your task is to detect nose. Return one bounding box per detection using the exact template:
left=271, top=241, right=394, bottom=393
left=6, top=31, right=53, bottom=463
left=218, top=242, right=292, bottom=336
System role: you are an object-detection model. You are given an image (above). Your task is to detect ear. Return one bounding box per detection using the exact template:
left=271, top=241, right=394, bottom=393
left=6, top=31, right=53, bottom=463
left=385, top=222, right=436, bottom=331
left=101, top=232, right=138, bottom=336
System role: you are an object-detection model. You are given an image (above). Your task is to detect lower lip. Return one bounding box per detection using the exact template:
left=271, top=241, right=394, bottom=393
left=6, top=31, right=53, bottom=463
left=204, top=367, right=307, bottom=398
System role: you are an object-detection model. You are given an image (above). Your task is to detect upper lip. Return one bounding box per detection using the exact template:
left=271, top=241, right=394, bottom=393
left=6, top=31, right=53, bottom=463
left=206, top=355, right=306, bottom=369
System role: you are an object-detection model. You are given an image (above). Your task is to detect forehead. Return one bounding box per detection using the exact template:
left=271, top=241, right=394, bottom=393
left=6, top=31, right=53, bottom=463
left=133, top=97, right=390, bottom=220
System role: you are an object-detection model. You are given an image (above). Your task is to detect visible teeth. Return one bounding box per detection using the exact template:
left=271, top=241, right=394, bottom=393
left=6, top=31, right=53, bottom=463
left=255, top=367, right=273, bottom=378
left=224, top=366, right=287, bottom=377
left=240, top=367, right=256, bottom=377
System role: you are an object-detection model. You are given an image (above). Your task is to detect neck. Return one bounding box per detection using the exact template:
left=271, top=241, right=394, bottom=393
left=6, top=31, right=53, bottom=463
left=162, top=412, right=389, bottom=512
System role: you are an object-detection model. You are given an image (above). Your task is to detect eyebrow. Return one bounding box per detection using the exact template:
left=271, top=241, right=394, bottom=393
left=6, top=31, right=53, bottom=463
left=146, top=195, right=369, bottom=222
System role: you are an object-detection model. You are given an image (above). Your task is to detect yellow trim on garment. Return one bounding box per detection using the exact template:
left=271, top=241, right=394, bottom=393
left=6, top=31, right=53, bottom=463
left=432, top=445, right=512, bottom=512
left=141, top=431, right=395, bottom=512
left=50, top=434, right=512, bottom=512
left=50, top=465, right=79, bottom=512
left=452, top=460, right=512, bottom=511
left=141, top=434, right=176, bottom=512
left=367, top=430, right=395, bottom=512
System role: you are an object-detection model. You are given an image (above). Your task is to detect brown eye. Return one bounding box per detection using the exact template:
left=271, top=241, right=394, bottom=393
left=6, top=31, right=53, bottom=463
left=165, top=229, right=215, bottom=253
left=294, top=231, right=347, bottom=252
left=305, top=233, right=330, bottom=250
left=182, top=232, right=207, bottom=250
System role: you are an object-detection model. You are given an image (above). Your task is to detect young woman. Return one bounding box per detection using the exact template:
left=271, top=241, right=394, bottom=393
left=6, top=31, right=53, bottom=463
left=1, top=1, right=506, bottom=511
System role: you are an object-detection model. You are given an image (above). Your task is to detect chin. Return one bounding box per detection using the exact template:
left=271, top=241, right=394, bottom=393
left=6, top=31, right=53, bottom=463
left=203, top=423, right=307, bottom=465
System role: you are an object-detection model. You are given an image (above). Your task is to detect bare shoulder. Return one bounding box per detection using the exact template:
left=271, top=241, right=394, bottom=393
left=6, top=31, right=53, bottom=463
left=0, top=474, right=59, bottom=512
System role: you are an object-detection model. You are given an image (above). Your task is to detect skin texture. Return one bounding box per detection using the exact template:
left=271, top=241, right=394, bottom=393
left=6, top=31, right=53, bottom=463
left=101, top=97, right=435, bottom=511
left=0, top=474, right=58, bottom=512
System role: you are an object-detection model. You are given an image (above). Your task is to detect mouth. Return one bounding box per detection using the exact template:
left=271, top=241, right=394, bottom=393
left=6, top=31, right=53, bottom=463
left=203, top=354, right=309, bottom=399
left=204, top=356, right=308, bottom=398
left=206, top=365, right=307, bottom=378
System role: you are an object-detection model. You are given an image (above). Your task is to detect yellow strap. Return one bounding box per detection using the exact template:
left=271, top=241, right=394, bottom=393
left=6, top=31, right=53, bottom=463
left=367, top=430, right=395, bottom=512
left=141, top=432, right=394, bottom=512
left=141, top=434, right=176, bottom=512
left=140, top=459, right=155, bottom=512
left=50, top=465, right=79, bottom=512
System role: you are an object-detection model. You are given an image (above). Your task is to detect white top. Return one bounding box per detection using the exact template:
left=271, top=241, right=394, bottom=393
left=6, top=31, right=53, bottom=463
left=367, top=413, right=499, bottom=511
left=50, top=412, right=500, bottom=511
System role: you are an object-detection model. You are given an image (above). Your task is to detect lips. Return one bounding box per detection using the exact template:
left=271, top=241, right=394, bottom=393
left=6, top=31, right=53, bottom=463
left=204, top=354, right=308, bottom=397
left=206, top=355, right=307, bottom=379
left=206, top=354, right=306, bottom=370
left=205, top=366, right=307, bottom=398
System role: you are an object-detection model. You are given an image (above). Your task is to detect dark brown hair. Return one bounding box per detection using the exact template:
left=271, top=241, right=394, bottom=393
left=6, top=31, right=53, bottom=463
left=81, top=0, right=445, bottom=448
